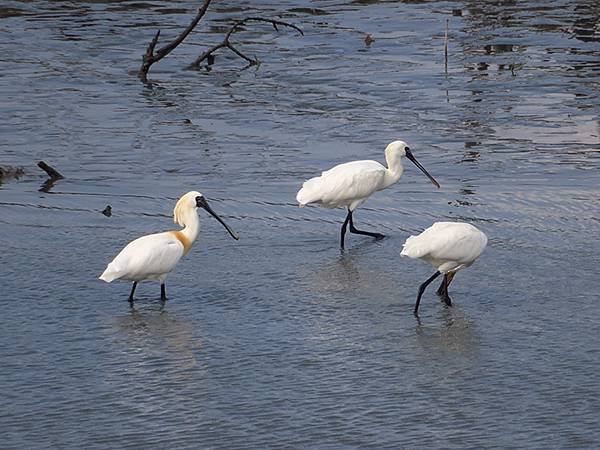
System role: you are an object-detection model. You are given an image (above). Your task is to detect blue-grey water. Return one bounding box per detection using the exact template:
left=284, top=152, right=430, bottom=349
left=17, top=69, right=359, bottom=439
left=1, top=0, right=599, bottom=448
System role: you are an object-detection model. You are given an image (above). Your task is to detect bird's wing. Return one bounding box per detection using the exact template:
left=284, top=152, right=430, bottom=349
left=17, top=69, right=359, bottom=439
left=298, top=160, right=387, bottom=207
left=105, top=232, right=185, bottom=280
left=402, top=223, right=487, bottom=263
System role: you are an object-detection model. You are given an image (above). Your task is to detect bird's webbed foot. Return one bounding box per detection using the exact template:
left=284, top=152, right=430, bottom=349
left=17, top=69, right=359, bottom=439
left=349, top=223, right=385, bottom=240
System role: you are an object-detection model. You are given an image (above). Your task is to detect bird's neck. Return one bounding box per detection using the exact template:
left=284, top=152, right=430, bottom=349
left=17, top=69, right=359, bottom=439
left=384, top=154, right=405, bottom=187
left=179, top=211, right=201, bottom=248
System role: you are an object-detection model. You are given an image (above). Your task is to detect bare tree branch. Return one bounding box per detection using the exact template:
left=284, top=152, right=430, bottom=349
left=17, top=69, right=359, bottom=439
left=138, top=0, right=213, bottom=81
left=189, top=17, right=303, bottom=68
left=226, top=42, right=256, bottom=64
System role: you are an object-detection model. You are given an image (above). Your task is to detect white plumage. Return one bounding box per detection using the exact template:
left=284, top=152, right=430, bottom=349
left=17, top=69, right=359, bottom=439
left=401, top=222, right=487, bottom=314
left=297, top=160, right=389, bottom=211
left=99, top=233, right=185, bottom=283
left=297, top=140, right=440, bottom=249
left=99, top=191, right=239, bottom=303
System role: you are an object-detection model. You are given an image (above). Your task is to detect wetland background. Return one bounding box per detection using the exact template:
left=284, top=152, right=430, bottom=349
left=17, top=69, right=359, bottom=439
left=1, top=0, right=599, bottom=448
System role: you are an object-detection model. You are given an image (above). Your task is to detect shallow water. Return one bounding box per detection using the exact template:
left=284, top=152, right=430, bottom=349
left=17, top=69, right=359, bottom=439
left=1, top=0, right=599, bottom=448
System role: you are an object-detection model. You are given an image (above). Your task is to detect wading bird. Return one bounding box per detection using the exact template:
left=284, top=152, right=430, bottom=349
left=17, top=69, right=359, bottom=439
left=296, top=140, right=440, bottom=249
left=99, top=191, right=239, bottom=303
left=400, top=222, right=487, bottom=315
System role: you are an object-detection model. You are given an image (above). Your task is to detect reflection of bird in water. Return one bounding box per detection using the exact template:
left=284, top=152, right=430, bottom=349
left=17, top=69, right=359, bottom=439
left=113, top=307, right=202, bottom=374
left=415, top=309, right=480, bottom=360
left=99, top=191, right=239, bottom=303
left=296, top=140, right=440, bottom=249
left=314, top=254, right=362, bottom=295
left=401, top=222, right=487, bottom=315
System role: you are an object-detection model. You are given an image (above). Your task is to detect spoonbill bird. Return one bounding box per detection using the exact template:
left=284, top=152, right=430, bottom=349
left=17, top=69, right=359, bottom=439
left=99, top=191, right=239, bottom=303
left=400, top=222, right=487, bottom=315
left=296, top=140, right=440, bottom=249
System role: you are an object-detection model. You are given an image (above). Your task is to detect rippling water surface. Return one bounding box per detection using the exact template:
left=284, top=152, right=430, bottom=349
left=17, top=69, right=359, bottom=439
left=1, top=0, right=599, bottom=448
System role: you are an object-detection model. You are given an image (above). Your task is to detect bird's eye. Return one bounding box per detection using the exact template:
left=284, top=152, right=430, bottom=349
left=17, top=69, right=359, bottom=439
left=405, top=146, right=410, bottom=152
left=195, top=196, right=203, bottom=202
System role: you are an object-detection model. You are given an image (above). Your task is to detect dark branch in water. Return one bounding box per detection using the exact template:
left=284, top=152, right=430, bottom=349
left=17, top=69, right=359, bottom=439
left=189, top=17, right=303, bottom=68
left=37, top=161, right=63, bottom=193
left=39, top=178, right=58, bottom=193
left=444, top=19, right=449, bottom=74
left=37, top=161, right=64, bottom=180
left=138, top=0, right=213, bottom=82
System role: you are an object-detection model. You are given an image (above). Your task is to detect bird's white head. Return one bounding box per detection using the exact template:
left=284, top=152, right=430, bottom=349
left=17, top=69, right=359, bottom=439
left=385, top=140, right=410, bottom=158
left=384, top=140, right=440, bottom=188
left=173, top=191, right=203, bottom=227
left=173, top=190, right=240, bottom=240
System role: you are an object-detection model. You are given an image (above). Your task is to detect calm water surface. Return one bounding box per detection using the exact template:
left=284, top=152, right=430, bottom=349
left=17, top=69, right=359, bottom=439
left=1, top=0, right=599, bottom=448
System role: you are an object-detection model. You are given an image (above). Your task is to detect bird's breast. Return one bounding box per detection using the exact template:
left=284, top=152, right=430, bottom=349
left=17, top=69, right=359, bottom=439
left=169, top=230, right=192, bottom=254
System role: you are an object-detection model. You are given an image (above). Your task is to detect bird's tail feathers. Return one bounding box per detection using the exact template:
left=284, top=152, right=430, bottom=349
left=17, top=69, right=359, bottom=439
left=400, top=235, right=428, bottom=259
left=99, top=264, right=121, bottom=283
left=296, top=188, right=309, bottom=206
left=296, top=177, right=321, bottom=206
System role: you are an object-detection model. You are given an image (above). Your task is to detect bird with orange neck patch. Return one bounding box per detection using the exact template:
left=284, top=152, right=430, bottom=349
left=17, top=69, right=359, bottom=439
left=99, top=191, right=239, bottom=303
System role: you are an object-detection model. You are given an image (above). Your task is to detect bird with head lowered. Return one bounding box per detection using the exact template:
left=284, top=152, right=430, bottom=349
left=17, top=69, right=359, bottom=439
left=401, top=222, right=487, bottom=315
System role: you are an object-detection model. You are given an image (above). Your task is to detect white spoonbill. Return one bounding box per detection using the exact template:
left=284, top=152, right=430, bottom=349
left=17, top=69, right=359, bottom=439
left=400, top=222, right=487, bottom=315
left=296, top=140, right=440, bottom=249
left=99, top=191, right=239, bottom=303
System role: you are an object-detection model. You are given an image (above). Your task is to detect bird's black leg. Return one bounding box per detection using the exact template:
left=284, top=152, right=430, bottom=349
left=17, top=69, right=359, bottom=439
left=160, top=283, right=168, bottom=301
left=436, top=272, right=454, bottom=306
left=348, top=211, right=385, bottom=240
left=436, top=276, right=446, bottom=296
left=414, top=271, right=441, bottom=315
left=128, top=282, right=138, bottom=303
left=340, top=209, right=352, bottom=249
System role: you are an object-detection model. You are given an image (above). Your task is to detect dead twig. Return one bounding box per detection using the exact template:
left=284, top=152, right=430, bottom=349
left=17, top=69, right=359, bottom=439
left=37, top=161, right=64, bottom=180
left=37, top=161, right=64, bottom=193
left=189, top=17, right=303, bottom=68
left=138, top=0, right=213, bottom=82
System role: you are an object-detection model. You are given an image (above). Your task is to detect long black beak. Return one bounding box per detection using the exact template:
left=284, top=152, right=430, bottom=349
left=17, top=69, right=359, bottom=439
left=196, top=197, right=240, bottom=240
left=405, top=149, right=440, bottom=188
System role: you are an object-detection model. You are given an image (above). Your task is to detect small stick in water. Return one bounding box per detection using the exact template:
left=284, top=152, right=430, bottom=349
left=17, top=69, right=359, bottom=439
left=37, top=161, right=64, bottom=180
left=444, top=19, right=449, bottom=74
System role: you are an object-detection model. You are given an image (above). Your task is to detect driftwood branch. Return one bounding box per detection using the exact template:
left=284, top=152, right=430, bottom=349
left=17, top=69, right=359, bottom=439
left=189, top=17, right=303, bottom=68
left=138, top=0, right=213, bottom=81
left=37, top=161, right=64, bottom=180
left=37, top=161, right=64, bottom=193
